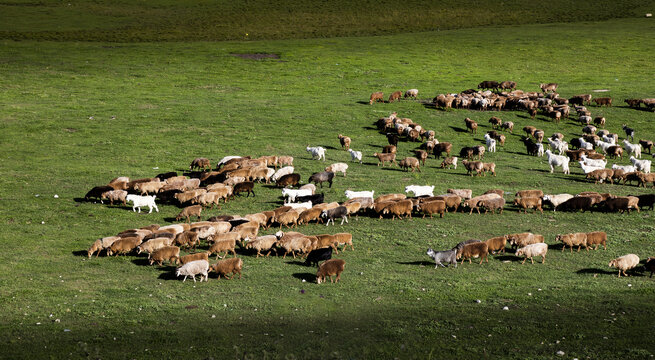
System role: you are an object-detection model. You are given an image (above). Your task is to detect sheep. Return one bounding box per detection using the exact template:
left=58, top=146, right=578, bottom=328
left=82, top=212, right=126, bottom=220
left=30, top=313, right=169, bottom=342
left=369, top=91, right=384, bottom=104
left=316, top=258, right=346, bottom=284
left=305, top=247, right=332, bottom=267
left=582, top=125, right=597, bottom=135
left=345, top=190, right=374, bottom=200
left=622, top=124, right=635, bottom=141
left=173, top=231, right=200, bottom=249
left=307, top=171, right=334, bottom=188
left=146, top=246, right=180, bottom=266
left=638, top=139, right=653, bottom=154
left=433, top=142, right=453, bottom=159
left=463, top=193, right=501, bottom=214
left=623, top=140, right=642, bottom=159
left=542, top=194, right=573, bottom=211
left=487, top=130, right=506, bottom=146
left=106, top=237, right=141, bottom=256
left=500, top=121, right=514, bottom=133
left=232, top=181, right=255, bottom=197
left=513, top=196, right=543, bottom=214
left=440, top=156, right=458, bottom=170
left=556, top=233, right=589, bottom=252
left=87, top=236, right=121, bottom=257
left=382, top=199, right=413, bottom=220
left=446, top=188, right=471, bottom=200
left=482, top=162, right=496, bottom=176
left=608, top=254, right=640, bottom=277
left=388, top=90, right=402, bottom=102
left=280, top=236, right=313, bottom=259
left=344, top=196, right=373, bottom=210
left=461, top=160, right=483, bottom=176
left=645, top=257, right=655, bottom=278
left=585, top=231, right=607, bottom=250
left=173, top=205, right=201, bottom=223
left=373, top=152, right=397, bottom=167
left=456, top=242, right=489, bottom=264
left=523, top=125, right=537, bottom=137
left=548, top=138, right=568, bottom=154
left=137, top=237, right=174, bottom=254
left=98, top=189, right=127, bottom=206
left=522, top=138, right=539, bottom=156
left=484, top=134, right=496, bottom=153
left=580, top=154, right=607, bottom=168
left=545, top=149, right=570, bottom=174
left=176, top=260, right=209, bottom=282
left=405, top=89, right=418, bottom=98
left=630, top=156, right=651, bottom=173
left=275, top=173, right=300, bottom=188
left=387, top=133, right=399, bottom=146
left=417, top=200, right=446, bottom=218
left=432, top=194, right=461, bottom=212
left=507, top=232, right=544, bottom=249
left=485, top=236, right=507, bottom=254
left=595, top=139, right=614, bottom=154
left=321, top=206, right=348, bottom=226
left=375, top=193, right=406, bottom=203
left=244, top=235, right=277, bottom=257
left=405, top=185, right=434, bottom=197
left=190, top=157, right=211, bottom=171
left=178, top=252, right=209, bottom=267
left=464, top=118, right=478, bottom=133
left=426, top=248, right=457, bottom=268
left=331, top=233, right=354, bottom=252
left=602, top=197, right=636, bottom=213
left=85, top=185, right=114, bottom=202
left=312, top=234, right=339, bottom=253
left=607, top=146, right=624, bottom=159
left=540, top=83, right=558, bottom=92
left=593, top=97, right=612, bottom=107
left=478, top=197, right=505, bottom=214
left=488, top=116, right=502, bottom=129
left=208, top=239, right=237, bottom=259
left=270, top=166, right=294, bottom=183
left=586, top=169, right=614, bottom=184
left=348, top=149, right=363, bottom=164
left=325, top=163, right=348, bottom=177
left=515, top=243, right=548, bottom=264
left=306, top=146, right=326, bottom=161
left=207, top=257, right=243, bottom=280
left=338, top=134, right=351, bottom=150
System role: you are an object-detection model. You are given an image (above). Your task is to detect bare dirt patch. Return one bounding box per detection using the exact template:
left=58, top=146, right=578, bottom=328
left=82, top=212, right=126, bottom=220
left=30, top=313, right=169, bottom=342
left=230, top=53, right=279, bottom=60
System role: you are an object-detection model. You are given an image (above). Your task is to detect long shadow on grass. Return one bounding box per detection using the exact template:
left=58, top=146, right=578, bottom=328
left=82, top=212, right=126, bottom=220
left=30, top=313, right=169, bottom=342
left=576, top=268, right=620, bottom=276
left=72, top=250, right=88, bottom=257
left=355, top=101, right=369, bottom=105
left=286, top=260, right=309, bottom=267
left=449, top=126, right=468, bottom=133
left=292, top=272, right=315, bottom=282
left=396, top=260, right=433, bottom=266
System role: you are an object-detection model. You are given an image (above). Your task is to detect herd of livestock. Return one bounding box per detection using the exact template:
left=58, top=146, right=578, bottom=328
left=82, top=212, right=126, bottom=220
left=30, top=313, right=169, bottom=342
left=83, top=81, right=655, bottom=281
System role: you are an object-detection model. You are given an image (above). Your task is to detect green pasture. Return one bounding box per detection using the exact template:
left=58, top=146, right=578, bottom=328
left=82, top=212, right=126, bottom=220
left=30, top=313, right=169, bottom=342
left=1, top=16, right=655, bottom=359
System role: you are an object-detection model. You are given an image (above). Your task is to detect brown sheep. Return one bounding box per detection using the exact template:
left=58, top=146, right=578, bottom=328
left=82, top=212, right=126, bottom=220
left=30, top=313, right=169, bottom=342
left=373, top=152, right=397, bottom=167
left=413, top=150, right=428, bottom=166
left=399, top=157, right=421, bottom=172
left=333, top=233, right=354, bottom=252
left=100, top=190, right=128, bottom=206
left=338, top=134, right=351, bottom=150
left=135, top=181, right=164, bottom=195
left=382, top=199, right=413, bottom=220
left=277, top=209, right=301, bottom=229
left=585, top=231, right=607, bottom=250
left=440, top=156, right=458, bottom=169
left=297, top=207, right=323, bottom=225
left=276, top=173, right=301, bottom=188
left=478, top=197, right=505, bottom=214
left=464, top=118, right=478, bottom=133
left=639, top=139, right=654, bottom=154
left=209, top=257, right=243, bottom=280
left=374, top=193, right=406, bottom=203
left=208, top=239, right=237, bottom=259
left=645, top=257, right=655, bottom=278
left=388, top=91, right=402, bottom=103
left=516, top=190, right=544, bottom=199
left=489, top=116, right=502, bottom=129
left=313, top=234, right=339, bottom=253
left=513, top=197, right=543, bottom=214
left=540, top=83, right=558, bottom=92
left=233, top=181, right=255, bottom=197
left=463, top=194, right=501, bottom=214
left=501, top=121, right=514, bottom=133
left=556, top=233, right=588, bottom=252
left=244, top=213, right=268, bottom=229
left=485, top=236, right=507, bottom=254
left=507, top=233, right=544, bottom=249
left=369, top=92, right=384, bottom=104
left=638, top=173, right=655, bottom=188
left=523, top=125, right=537, bottom=137
left=382, top=145, right=396, bottom=154
left=244, top=235, right=278, bottom=257
left=280, top=236, right=312, bottom=259
left=593, top=97, right=612, bottom=107
left=178, top=252, right=209, bottom=265
left=106, top=237, right=141, bottom=256
left=343, top=201, right=362, bottom=219
left=190, top=157, right=211, bottom=171
left=316, top=258, right=346, bottom=284
left=482, top=162, right=496, bottom=177
left=586, top=169, right=614, bottom=184
left=278, top=156, right=294, bottom=167
left=456, top=242, right=489, bottom=264
left=175, top=205, right=203, bottom=223
left=418, top=200, right=446, bottom=218
left=149, top=246, right=180, bottom=266
left=174, top=231, right=200, bottom=249
left=433, top=194, right=461, bottom=212
left=462, top=160, right=483, bottom=176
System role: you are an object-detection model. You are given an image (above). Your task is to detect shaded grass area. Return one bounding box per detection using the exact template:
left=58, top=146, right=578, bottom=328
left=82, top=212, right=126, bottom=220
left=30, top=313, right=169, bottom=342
left=0, top=0, right=652, bottom=41
left=1, top=18, right=655, bottom=358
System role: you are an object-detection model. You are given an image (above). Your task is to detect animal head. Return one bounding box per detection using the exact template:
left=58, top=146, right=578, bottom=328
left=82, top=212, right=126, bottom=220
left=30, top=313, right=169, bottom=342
left=320, top=210, right=328, bottom=218
left=516, top=248, right=525, bottom=257
left=427, top=248, right=435, bottom=257
left=608, top=259, right=617, bottom=268
left=555, top=235, right=562, bottom=242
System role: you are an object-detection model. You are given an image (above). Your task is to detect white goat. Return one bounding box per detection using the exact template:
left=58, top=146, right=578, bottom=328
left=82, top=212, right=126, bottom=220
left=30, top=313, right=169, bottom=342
left=282, top=188, right=312, bottom=203
left=348, top=149, right=363, bottom=163
left=405, top=185, right=435, bottom=197
left=623, top=140, right=642, bottom=158
left=484, top=134, right=496, bottom=153
left=602, top=134, right=617, bottom=144
left=271, top=166, right=294, bottom=182
left=344, top=190, right=374, bottom=200
left=536, top=143, right=545, bottom=157
left=580, top=154, right=607, bottom=168
left=306, top=146, right=326, bottom=161
left=578, top=161, right=605, bottom=175
left=630, top=156, right=652, bottom=173
left=611, top=164, right=637, bottom=173
left=578, top=137, right=594, bottom=150
left=545, top=149, right=570, bottom=174
left=216, top=156, right=242, bottom=168
left=126, top=194, right=159, bottom=213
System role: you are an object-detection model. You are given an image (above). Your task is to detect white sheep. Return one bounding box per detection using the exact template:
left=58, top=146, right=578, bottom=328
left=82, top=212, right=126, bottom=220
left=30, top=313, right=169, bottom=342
left=536, top=143, right=545, bottom=157
left=271, top=166, right=294, bottom=182
left=306, top=146, right=326, bottom=161
left=578, top=161, right=605, bottom=175
left=623, top=140, right=642, bottom=158
left=348, top=149, right=363, bottom=163
left=126, top=194, right=159, bottom=213
left=548, top=138, right=568, bottom=155
left=286, top=201, right=312, bottom=211
left=578, top=137, right=594, bottom=150
left=405, top=89, right=418, bottom=98
left=404, top=185, right=435, bottom=197
left=484, top=134, right=497, bottom=153
left=609, top=254, right=640, bottom=277
left=176, top=259, right=209, bottom=282
left=545, top=149, right=570, bottom=174
left=542, top=194, right=574, bottom=211
left=611, top=164, right=637, bottom=173
left=325, top=162, right=348, bottom=177
left=282, top=188, right=312, bottom=203
left=580, top=154, right=607, bottom=168
left=344, top=190, right=374, bottom=200
left=630, top=156, right=651, bottom=173
left=515, top=243, right=548, bottom=264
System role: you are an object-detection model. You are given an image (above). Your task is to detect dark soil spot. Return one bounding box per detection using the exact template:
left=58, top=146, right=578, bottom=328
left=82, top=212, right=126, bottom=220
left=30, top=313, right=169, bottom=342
left=231, top=53, right=280, bottom=60
left=185, top=305, right=198, bottom=310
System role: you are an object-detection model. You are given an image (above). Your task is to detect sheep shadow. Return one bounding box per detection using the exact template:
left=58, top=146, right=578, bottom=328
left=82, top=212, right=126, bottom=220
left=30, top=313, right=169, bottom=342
left=72, top=250, right=89, bottom=257
left=292, top=272, right=316, bottom=282
left=157, top=267, right=181, bottom=280
left=396, top=260, right=433, bottom=266
left=286, top=260, right=309, bottom=267
left=449, top=126, right=468, bottom=133
left=362, top=126, right=377, bottom=131
left=575, top=268, right=620, bottom=276
left=356, top=101, right=370, bottom=105
left=131, top=258, right=152, bottom=266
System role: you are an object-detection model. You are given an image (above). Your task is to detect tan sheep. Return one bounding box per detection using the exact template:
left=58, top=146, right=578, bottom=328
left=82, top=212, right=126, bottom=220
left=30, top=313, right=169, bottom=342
left=555, top=232, right=588, bottom=252
left=382, top=199, right=413, bottom=220
left=244, top=235, right=278, bottom=257
left=374, top=193, right=406, bottom=203
left=456, top=242, right=489, bottom=264
left=609, top=254, right=640, bottom=277
left=418, top=200, right=446, bottom=218
left=209, top=257, right=243, bottom=280
left=208, top=239, right=237, bottom=259
left=515, top=243, right=548, bottom=264
left=333, top=233, right=354, bottom=252
left=507, top=232, right=544, bottom=249
left=485, top=236, right=507, bottom=254
left=178, top=252, right=209, bottom=265
left=173, top=231, right=200, bottom=249
left=585, top=231, right=607, bottom=250
left=280, top=236, right=312, bottom=259
left=277, top=209, right=301, bottom=229
left=106, top=237, right=141, bottom=256
left=513, top=197, right=543, bottom=214
left=87, top=236, right=121, bottom=258
left=338, top=134, right=351, bottom=150
left=149, top=246, right=180, bottom=266
left=100, top=190, right=128, bottom=206
left=137, top=237, right=174, bottom=254
left=399, top=157, right=421, bottom=172
left=175, top=205, right=203, bottom=223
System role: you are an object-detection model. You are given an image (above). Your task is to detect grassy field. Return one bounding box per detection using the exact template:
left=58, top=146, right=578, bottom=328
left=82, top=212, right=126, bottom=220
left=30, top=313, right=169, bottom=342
left=1, top=16, right=655, bottom=359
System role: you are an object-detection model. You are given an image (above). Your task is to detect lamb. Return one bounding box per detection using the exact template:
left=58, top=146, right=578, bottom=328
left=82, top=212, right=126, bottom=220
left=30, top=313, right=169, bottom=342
left=456, top=242, right=489, bottom=264
left=306, top=146, right=326, bottom=161
left=369, top=92, right=384, bottom=104
left=338, top=134, right=351, bottom=150
left=325, top=162, right=348, bottom=177
left=515, top=243, right=548, bottom=264
left=304, top=247, right=332, bottom=267
left=388, top=90, right=402, bottom=102
left=137, top=237, right=174, bottom=254
left=382, top=199, right=413, bottom=220
left=126, top=194, right=159, bottom=213
left=585, top=231, right=607, bottom=250
left=545, top=149, right=570, bottom=174
left=405, top=89, right=419, bottom=99
left=556, top=232, right=589, bottom=252
left=622, top=124, right=635, bottom=141
left=176, top=260, right=209, bottom=282
left=417, top=200, right=446, bottom=218
left=608, top=254, right=640, bottom=277
left=484, top=134, right=497, bottom=153
left=308, top=171, right=335, bottom=188
left=630, top=156, right=651, bottom=173
left=207, top=239, right=237, bottom=259
left=440, top=156, right=458, bottom=169
left=148, top=246, right=180, bottom=266
left=623, top=140, right=642, bottom=158
left=373, top=152, right=397, bottom=167
left=348, top=149, right=363, bottom=163
left=106, top=237, right=141, bottom=256
left=316, top=258, right=346, bottom=284
left=485, top=236, right=507, bottom=254
left=87, top=236, right=121, bottom=257
left=321, top=206, right=348, bottom=226
left=405, top=185, right=434, bottom=197
left=542, top=194, right=574, bottom=211
left=426, top=248, right=457, bottom=268
left=190, top=157, right=211, bottom=171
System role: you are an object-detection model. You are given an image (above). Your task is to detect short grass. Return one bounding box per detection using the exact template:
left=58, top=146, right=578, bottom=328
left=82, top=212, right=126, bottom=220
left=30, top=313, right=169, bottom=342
left=1, top=18, right=655, bottom=359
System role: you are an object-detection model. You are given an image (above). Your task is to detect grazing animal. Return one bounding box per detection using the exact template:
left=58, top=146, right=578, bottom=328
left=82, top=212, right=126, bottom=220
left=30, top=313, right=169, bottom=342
left=417, top=200, right=446, bottom=218
left=305, top=247, right=333, bottom=267
left=126, top=194, right=159, bottom=213
left=542, top=194, right=574, bottom=211
left=608, top=254, right=640, bottom=277
left=85, top=185, right=114, bottom=202
left=623, top=140, right=642, bottom=158
left=630, top=156, right=651, bottom=173
left=388, top=91, right=402, bottom=102
left=540, top=83, right=558, bottom=92
left=325, top=162, right=348, bottom=177
left=515, top=243, right=548, bottom=264
left=100, top=190, right=128, bottom=206
left=176, top=260, right=209, bottom=282
left=405, top=185, right=434, bottom=197
left=306, top=146, right=326, bottom=161
left=382, top=199, right=413, bottom=220
left=149, top=246, right=180, bottom=266
left=645, top=257, right=655, bottom=278
left=556, top=233, right=588, bottom=252
left=433, top=142, right=453, bottom=159
left=585, top=231, right=607, bottom=250
left=373, top=152, right=397, bottom=167
left=462, top=160, right=483, bottom=176
left=485, top=236, right=507, bottom=254
left=369, top=92, right=384, bottom=104
left=276, top=173, right=301, bottom=188
left=316, top=258, right=346, bottom=284
left=233, top=181, right=255, bottom=197
left=464, top=117, right=478, bottom=133
left=456, top=242, right=489, bottom=264
left=209, top=257, right=243, bottom=280
left=639, top=139, right=653, bottom=154
left=348, top=149, right=363, bottom=163
left=440, top=156, right=458, bottom=169
left=308, top=171, right=335, bottom=188
left=427, top=248, right=457, bottom=268
left=399, top=157, right=421, bottom=172
left=484, top=134, right=497, bottom=153
left=190, top=157, right=211, bottom=171
left=175, top=205, right=203, bottom=222
left=405, top=89, right=419, bottom=99
left=593, top=97, right=612, bottom=107
left=513, top=197, right=543, bottom=214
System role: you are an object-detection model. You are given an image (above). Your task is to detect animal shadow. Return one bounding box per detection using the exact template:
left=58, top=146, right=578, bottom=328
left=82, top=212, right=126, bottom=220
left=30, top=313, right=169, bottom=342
left=396, top=260, right=433, bottom=266
left=449, top=126, right=468, bottom=133
left=493, top=255, right=521, bottom=262
left=72, top=250, right=88, bottom=257
left=576, top=268, right=620, bottom=276
left=286, top=260, right=309, bottom=267
left=356, top=101, right=370, bottom=105
left=157, top=268, right=181, bottom=280
left=131, top=258, right=152, bottom=266
left=292, top=272, right=316, bottom=282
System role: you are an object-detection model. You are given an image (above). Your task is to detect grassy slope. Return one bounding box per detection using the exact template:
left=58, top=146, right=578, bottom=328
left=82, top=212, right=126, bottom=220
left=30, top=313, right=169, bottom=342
left=0, top=0, right=651, bottom=41
left=1, top=18, right=655, bottom=359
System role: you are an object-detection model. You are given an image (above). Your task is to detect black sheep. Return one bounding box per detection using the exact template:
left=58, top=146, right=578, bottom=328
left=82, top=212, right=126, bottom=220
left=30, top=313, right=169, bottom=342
left=305, top=247, right=333, bottom=267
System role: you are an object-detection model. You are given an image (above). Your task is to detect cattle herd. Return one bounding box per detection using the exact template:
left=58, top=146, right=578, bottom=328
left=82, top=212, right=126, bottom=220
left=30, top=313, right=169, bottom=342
left=82, top=81, right=655, bottom=282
